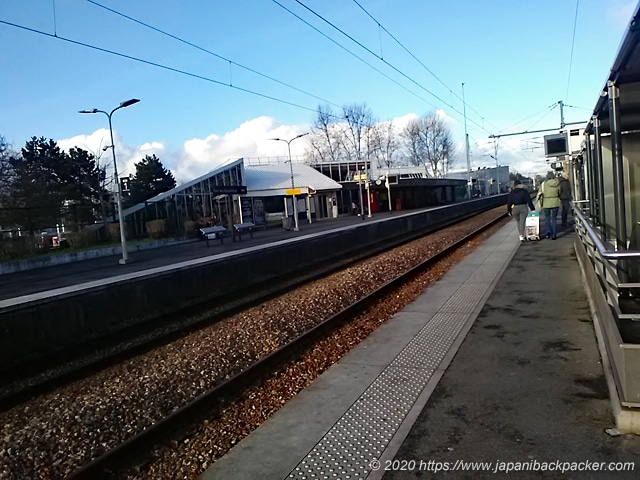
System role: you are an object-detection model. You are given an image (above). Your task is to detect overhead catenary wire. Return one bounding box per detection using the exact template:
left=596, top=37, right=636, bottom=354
left=85, top=0, right=440, bottom=119
left=495, top=103, right=558, bottom=135
left=51, top=0, right=57, bottom=37
left=0, top=20, right=323, bottom=116
left=83, top=0, right=345, bottom=112
left=279, top=0, right=491, bottom=134
left=269, top=0, right=439, bottom=111
left=349, top=0, right=503, bottom=134
left=565, top=0, right=580, bottom=102
left=27, top=0, right=502, bottom=139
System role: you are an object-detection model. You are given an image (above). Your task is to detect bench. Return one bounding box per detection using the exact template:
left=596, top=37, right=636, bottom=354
left=233, top=222, right=256, bottom=241
left=200, top=226, right=228, bottom=246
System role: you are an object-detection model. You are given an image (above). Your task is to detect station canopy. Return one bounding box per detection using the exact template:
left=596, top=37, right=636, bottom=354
left=121, top=158, right=341, bottom=220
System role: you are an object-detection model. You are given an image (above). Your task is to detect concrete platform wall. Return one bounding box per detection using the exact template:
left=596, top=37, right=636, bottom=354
left=0, top=197, right=504, bottom=371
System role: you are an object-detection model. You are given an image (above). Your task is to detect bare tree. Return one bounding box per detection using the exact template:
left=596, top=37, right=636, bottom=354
left=403, top=119, right=425, bottom=167
left=307, top=105, right=343, bottom=163
left=365, top=121, right=398, bottom=168
left=402, top=113, right=455, bottom=177
left=342, top=103, right=374, bottom=162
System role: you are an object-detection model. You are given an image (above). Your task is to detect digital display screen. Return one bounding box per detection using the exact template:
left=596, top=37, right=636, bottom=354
left=544, top=133, right=569, bottom=157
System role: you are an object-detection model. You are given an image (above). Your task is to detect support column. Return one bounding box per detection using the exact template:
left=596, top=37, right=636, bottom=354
left=584, top=132, right=593, bottom=213
left=593, top=116, right=606, bottom=239
left=608, top=80, right=628, bottom=251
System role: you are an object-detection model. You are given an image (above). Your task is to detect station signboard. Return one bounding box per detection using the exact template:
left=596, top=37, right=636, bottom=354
left=212, top=185, right=247, bottom=195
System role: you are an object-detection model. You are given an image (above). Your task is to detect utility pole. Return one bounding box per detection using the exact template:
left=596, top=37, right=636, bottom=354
left=462, top=82, right=472, bottom=199
left=494, top=138, right=500, bottom=194
left=559, top=100, right=565, bottom=128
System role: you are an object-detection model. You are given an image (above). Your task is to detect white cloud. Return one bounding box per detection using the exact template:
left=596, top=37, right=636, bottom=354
left=59, top=113, right=549, bottom=185
left=472, top=135, right=550, bottom=178
left=57, top=128, right=165, bottom=180
left=173, top=116, right=308, bottom=183
left=57, top=128, right=113, bottom=158
left=58, top=117, right=310, bottom=184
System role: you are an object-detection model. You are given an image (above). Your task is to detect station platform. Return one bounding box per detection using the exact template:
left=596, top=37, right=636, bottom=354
left=0, top=214, right=372, bottom=302
left=202, top=219, right=640, bottom=479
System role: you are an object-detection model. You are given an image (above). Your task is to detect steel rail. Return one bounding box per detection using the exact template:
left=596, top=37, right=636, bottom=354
left=1, top=202, right=499, bottom=409
left=67, top=211, right=507, bottom=479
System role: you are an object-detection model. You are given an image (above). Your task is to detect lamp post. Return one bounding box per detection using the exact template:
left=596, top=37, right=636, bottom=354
left=269, top=133, right=309, bottom=232
left=79, top=98, right=140, bottom=264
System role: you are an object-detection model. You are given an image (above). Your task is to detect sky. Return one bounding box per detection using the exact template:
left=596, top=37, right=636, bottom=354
left=1, top=0, right=637, bottom=183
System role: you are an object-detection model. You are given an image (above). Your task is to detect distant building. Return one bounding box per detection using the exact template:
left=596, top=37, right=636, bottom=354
left=446, top=165, right=510, bottom=196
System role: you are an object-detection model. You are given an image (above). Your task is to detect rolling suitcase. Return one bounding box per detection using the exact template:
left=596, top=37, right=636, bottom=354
left=525, top=211, right=540, bottom=241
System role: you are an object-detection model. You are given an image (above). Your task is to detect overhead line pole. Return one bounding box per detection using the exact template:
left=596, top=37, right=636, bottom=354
left=462, top=82, right=471, bottom=199
left=488, top=121, right=585, bottom=139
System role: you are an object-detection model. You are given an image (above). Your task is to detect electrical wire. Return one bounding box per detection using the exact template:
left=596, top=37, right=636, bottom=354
left=349, top=0, right=503, bottom=134
left=51, top=0, right=57, bottom=36
left=85, top=0, right=440, bottom=119
left=0, top=19, right=322, bottom=115
left=522, top=104, right=560, bottom=132
left=85, top=0, right=491, bottom=136
left=496, top=103, right=558, bottom=134
left=278, top=0, right=490, bottom=134
left=565, top=0, right=580, bottom=102
left=83, top=0, right=344, bottom=111
left=269, top=0, right=438, bottom=111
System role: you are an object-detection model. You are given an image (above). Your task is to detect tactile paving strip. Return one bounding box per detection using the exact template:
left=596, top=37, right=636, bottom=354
left=288, top=261, right=504, bottom=479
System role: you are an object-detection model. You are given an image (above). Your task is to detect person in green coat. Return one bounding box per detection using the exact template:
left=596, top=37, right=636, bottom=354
left=538, top=171, right=562, bottom=239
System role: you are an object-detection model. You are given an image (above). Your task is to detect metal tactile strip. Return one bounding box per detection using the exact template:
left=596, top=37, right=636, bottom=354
left=288, top=262, right=504, bottom=479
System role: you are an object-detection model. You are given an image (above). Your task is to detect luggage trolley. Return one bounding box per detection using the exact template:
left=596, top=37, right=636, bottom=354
left=525, top=211, right=540, bottom=241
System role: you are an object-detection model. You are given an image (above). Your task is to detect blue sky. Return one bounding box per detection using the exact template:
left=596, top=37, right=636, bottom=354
left=1, top=0, right=636, bottom=182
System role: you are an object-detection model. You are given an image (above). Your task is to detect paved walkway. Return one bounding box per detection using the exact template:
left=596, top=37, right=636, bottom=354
left=202, top=219, right=640, bottom=480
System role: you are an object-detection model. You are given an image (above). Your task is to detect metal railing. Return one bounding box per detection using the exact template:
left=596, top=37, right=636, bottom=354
left=573, top=205, right=640, bottom=407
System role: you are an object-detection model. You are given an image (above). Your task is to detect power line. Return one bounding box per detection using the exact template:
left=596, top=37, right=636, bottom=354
left=83, top=0, right=345, bottom=111
left=0, top=20, right=323, bottom=115
left=86, top=0, right=448, bottom=123
left=565, top=0, right=580, bottom=102
left=278, top=0, right=491, bottom=134
left=495, top=103, right=557, bottom=134
left=269, top=0, right=439, bottom=111
left=349, top=0, right=502, bottom=133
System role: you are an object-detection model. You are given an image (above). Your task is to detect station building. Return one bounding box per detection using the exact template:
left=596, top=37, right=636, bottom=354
left=119, top=157, right=470, bottom=236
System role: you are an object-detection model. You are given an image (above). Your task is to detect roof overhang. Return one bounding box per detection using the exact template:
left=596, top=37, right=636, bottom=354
left=587, top=3, right=640, bottom=134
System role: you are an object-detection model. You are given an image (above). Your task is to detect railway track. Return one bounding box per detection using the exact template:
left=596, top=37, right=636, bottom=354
left=0, top=208, right=508, bottom=479
left=0, top=202, right=495, bottom=408
left=62, top=209, right=508, bottom=479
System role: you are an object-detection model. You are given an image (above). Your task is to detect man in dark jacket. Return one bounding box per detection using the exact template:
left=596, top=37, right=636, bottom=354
left=507, top=182, right=536, bottom=241
left=558, top=171, right=572, bottom=226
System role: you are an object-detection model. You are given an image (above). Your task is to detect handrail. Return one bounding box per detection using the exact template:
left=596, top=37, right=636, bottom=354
left=574, top=206, right=640, bottom=259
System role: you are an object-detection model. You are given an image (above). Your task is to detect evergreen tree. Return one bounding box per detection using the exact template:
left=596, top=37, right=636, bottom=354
left=1, top=137, right=106, bottom=231
left=5, top=137, right=66, bottom=231
left=127, top=154, right=176, bottom=206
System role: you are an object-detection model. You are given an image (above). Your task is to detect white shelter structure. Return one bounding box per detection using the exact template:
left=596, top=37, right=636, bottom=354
left=120, top=158, right=341, bottom=236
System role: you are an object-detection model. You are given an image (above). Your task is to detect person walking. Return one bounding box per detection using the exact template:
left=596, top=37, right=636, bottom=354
left=538, top=172, right=562, bottom=239
left=507, top=181, right=536, bottom=242
left=558, top=171, right=572, bottom=226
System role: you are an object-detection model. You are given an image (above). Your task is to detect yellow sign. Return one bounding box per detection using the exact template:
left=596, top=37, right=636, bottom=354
left=286, top=188, right=301, bottom=195
left=353, top=174, right=367, bottom=181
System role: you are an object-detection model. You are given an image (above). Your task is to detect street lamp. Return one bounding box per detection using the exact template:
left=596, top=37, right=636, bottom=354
left=269, top=133, right=309, bottom=232
left=79, top=98, right=140, bottom=264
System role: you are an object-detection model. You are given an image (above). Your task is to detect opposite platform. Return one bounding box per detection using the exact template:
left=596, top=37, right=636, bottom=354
left=202, top=216, right=520, bottom=479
